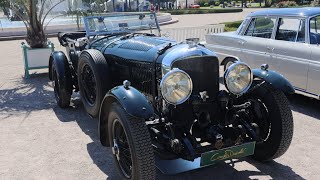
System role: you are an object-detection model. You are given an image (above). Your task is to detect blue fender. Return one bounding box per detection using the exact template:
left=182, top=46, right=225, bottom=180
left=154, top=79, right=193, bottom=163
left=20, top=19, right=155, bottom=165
left=49, top=51, right=72, bottom=91
left=99, top=85, right=154, bottom=146
left=252, top=69, right=295, bottom=94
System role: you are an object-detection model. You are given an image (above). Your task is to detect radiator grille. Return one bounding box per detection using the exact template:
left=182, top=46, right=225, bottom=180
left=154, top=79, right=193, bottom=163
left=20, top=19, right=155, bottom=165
left=172, top=56, right=219, bottom=99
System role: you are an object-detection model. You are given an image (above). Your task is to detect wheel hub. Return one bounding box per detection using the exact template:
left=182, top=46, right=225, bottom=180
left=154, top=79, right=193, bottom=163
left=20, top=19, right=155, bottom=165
left=112, top=139, right=120, bottom=160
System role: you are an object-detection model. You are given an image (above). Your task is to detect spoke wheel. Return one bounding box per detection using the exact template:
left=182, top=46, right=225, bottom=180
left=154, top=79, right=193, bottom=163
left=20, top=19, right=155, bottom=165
left=251, top=99, right=271, bottom=142
left=53, top=67, right=60, bottom=101
left=52, top=64, right=71, bottom=108
left=112, top=119, right=133, bottom=178
left=81, top=64, right=97, bottom=105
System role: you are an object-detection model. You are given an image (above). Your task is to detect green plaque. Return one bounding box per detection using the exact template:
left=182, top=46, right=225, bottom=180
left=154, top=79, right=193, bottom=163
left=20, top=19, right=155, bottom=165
left=200, top=142, right=256, bottom=166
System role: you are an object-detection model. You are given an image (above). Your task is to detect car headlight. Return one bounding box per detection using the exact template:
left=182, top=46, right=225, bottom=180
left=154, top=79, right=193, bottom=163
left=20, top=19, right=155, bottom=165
left=224, top=62, right=253, bottom=95
left=160, top=69, right=193, bottom=105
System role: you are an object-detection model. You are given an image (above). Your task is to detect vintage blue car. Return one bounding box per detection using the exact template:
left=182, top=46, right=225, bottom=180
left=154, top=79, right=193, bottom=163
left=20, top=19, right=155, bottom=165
left=49, top=13, right=294, bottom=179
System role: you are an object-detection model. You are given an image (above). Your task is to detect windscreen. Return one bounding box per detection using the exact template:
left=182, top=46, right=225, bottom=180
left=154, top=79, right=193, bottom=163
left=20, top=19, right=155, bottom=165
left=83, top=13, right=160, bottom=36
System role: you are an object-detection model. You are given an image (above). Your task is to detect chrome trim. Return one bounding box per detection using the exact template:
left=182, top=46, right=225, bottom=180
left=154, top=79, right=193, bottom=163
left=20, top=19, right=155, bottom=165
left=160, top=68, right=193, bottom=105
left=161, top=44, right=216, bottom=75
left=224, top=62, right=253, bottom=96
left=294, top=87, right=320, bottom=99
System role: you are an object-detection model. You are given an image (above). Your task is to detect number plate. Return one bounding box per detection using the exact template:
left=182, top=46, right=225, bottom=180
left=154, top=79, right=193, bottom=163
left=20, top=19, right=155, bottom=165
left=200, top=142, right=256, bottom=166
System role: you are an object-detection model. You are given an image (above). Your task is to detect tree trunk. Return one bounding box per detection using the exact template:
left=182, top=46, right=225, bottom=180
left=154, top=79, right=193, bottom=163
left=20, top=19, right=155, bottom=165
left=26, top=0, right=47, bottom=48
left=129, top=0, right=131, bottom=11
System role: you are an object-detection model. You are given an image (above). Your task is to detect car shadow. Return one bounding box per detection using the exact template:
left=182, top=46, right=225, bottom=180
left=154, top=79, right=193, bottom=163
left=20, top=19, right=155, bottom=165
left=53, top=97, right=122, bottom=180
left=157, top=157, right=304, bottom=180
left=288, top=93, right=320, bottom=120
left=0, top=73, right=54, bottom=119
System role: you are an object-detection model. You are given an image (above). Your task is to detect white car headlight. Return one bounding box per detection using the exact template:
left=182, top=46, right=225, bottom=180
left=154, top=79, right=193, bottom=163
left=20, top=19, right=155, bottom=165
left=224, top=62, right=253, bottom=95
left=160, top=69, right=193, bottom=105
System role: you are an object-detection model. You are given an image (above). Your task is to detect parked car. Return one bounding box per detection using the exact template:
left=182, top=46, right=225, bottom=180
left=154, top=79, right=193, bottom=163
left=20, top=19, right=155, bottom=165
left=189, top=4, right=200, bottom=8
left=49, top=13, right=294, bottom=179
left=205, top=8, right=320, bottom=99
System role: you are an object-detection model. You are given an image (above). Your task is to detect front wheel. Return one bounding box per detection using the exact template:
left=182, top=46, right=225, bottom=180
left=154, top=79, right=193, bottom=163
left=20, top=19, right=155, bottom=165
left=108, top=103, right=155, bottom=180
left=250, top=83, right=294, bottom=161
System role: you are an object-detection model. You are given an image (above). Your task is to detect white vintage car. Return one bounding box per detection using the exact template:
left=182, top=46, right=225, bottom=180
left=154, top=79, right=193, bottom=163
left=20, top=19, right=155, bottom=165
left=205, top=8, right=320, bottom=99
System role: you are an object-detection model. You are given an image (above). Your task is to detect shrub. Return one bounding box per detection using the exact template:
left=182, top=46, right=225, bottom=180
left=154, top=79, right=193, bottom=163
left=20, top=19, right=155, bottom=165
left=215, top=1, right=220, bottom=5
left=265, top=0, right=273, bottom=7
left=224, top=1, right=228, bottom=6
left=224, top=20, right=243, bottom=28
left=311, top=0, right=320, bottom=6
left=163, top=8, right=243, bottom=15
left=224, top=20, right=243, bottom=32
left=210, top=5, right=214, bottom=8
left=198, top=0, right=209, bottom=6
left=288, top=1, right=297, bottom=6
left=208, top=1, right=216, bottom=5
left=276, top=1, right=298, bottom=8
left=204, top=2, right=209, bottom=6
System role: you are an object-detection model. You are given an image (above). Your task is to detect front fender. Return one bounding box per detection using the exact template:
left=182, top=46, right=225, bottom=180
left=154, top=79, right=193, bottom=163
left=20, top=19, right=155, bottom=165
left=99, top=85, right=154, bottom=146
left=252, top=69, right=295, bottom=94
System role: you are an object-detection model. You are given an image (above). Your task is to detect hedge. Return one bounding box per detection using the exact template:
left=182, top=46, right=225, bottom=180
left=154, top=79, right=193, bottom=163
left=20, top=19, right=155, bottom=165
left=162, top=8, right=243, bottom=15
left=224, top=20, right=243, bottom=32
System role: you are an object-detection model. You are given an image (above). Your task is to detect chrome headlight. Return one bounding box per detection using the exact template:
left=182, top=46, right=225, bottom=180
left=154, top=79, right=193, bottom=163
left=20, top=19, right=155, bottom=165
left=160, top=69, right=193, bottom=105
left=224, top=62, right=253, bottom=95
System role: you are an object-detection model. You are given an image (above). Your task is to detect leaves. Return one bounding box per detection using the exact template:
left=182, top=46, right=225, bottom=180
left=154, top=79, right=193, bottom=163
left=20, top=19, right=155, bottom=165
left=6, top=0, right=66, bottom=48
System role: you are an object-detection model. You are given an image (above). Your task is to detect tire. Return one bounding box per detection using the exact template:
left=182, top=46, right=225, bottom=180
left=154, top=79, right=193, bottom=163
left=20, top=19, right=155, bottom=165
left=108, top=103, right=155, bottom=180
left=251, top=83, right=294, bottom=161
left=52, top=63, right=72, bottom=108
left=223, top=58, right=236, bottom=71
left=78, top=49, right=111, bottom=117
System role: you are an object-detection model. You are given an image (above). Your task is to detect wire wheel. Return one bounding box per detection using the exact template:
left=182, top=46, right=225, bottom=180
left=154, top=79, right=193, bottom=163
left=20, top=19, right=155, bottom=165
left=112, top=119, right=133, bottom=178
left=51, top=63, right=71, bottom=108
left=52, top=66, right=61, bottom=101
left=252, top=99, right=271, bottom=142
left=81, top=64, right=97, bottom=105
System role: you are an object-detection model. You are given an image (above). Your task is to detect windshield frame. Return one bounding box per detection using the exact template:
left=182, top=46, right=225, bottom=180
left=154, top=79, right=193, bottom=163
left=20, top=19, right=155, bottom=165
left=83, top=12, right=161, bottom=37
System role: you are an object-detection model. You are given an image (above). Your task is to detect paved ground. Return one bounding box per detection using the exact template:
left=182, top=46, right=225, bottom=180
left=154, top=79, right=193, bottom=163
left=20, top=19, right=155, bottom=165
left=163, top=8, right=265, bottom=28
left=0, top=9, right=320, bottom=180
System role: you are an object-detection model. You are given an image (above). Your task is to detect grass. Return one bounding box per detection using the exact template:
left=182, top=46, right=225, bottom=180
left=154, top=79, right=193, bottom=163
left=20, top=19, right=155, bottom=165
left=223, top=20, right=243, bottom=32
left=200, top=6, right=223, bottom=9
left=247, top=2, right=266, bottom=7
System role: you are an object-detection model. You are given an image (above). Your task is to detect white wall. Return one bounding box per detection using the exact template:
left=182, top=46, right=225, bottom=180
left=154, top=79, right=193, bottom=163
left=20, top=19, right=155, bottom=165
left=176, top=0, right=195, bottom=8
left=49, top=0, right=83, bottom=12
